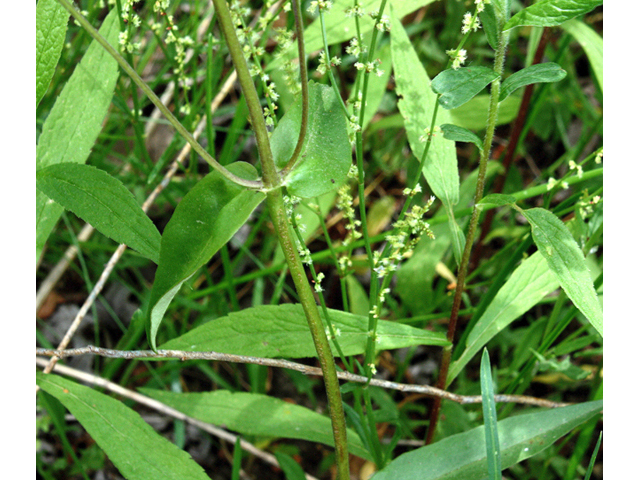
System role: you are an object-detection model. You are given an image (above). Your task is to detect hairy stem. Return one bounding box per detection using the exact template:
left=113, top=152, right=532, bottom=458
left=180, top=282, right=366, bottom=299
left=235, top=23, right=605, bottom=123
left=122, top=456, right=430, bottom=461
left=211, top=1, right=350, bottom=477
left=426, top=29, right=510, bottom=444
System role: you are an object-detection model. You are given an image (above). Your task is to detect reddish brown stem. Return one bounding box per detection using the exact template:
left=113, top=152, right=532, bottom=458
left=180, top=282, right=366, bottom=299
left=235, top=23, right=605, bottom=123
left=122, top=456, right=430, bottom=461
left=469, top=29, right=550, bottom=271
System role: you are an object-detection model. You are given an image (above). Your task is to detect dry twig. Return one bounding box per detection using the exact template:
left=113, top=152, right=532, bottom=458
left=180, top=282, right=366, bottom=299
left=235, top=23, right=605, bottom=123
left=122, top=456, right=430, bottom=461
left=36, top=346, right=570, bottom=409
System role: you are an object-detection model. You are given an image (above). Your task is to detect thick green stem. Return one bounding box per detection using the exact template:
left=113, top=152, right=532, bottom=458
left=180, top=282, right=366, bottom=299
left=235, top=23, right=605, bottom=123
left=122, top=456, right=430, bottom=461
left=426, top=30, right=510, bottom=444
left=266, top=191, right=350, bottom=480
left=211, top=1, right=350, bottom=477
left=55, top=0, right=261, bottom=190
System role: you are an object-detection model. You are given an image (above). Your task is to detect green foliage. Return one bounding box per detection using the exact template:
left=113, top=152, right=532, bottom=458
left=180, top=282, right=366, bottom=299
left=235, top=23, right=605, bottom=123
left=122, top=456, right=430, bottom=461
left=36, top=163, right=161, bottom=263
left=504, top=0, right=603, bottom=30
left=160, top=304, right=449, bottom=357
left=522, top=208, right=603, bottom=336
left=140, top=388, right=372, bottom=460
left=448, top=252, right=560, bottom=384
left=499, top=63, right=567, bottom=102
left=273, top=82, right=352, bottom=198
left=480, top=350, right=502, bottom=480
left=432, top=67, right=501, bottom=110
left=37, top=372, right=209, bottom=480
left=148, top=162, right=266, bottom=350
left=36, top=8, right=120, bottom=263
left=372, top=401, right=603, bottom=480
left=390, top=8, right=459, bottom=209
left=36, top=1, right=603, bottom=479
left=36, top=0, right=68, bottom=107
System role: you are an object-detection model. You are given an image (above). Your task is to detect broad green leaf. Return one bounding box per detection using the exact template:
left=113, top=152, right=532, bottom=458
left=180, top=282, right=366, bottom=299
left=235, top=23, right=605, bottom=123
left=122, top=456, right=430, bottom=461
left=267, top=0, right=437, bottom=70
left=499, top=63, right=567, bottom=102
left=561, top=19, right=603, bottom=92
left=36, top=372, right=209, bottom=480
left=148, top=163, right=266, bottom=350
left=36, top=163, right=161, bottom=263
left=371, top=400, right=603, bottom=480
left=477, top=193, right=517, bottom=207
left=36, top=0, right=68, bottom=107
left=448, top=252, right=560, bottom=384
left=480, top=350, right=501, bottom=480
left=390, top=7, right=459, bottom=210
left=503, top=0, right=602, bottom=30
left=440, top=124, right=483, bottom=150
left=140, top=389, right=372, bottom=460
left=432, top=67, right=500, bottom=110
left=36, top=9, right=120, bottom=264
left=522, top=208, right=603, bottom=336
left=161, top=304, right=449, bottom=357
left=450, top=94, right=521, bottom=131
left=273, top=82, right=351, bottom=198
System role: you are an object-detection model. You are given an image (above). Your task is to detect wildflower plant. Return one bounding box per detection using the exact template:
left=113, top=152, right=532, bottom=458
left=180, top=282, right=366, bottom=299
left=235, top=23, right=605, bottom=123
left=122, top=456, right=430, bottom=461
left=37, top=1, right=603, bottom=479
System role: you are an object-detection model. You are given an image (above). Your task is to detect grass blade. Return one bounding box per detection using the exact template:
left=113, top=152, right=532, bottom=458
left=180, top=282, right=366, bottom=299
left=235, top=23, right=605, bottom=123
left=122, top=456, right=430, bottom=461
left=480, top=349, right=501, bottom=480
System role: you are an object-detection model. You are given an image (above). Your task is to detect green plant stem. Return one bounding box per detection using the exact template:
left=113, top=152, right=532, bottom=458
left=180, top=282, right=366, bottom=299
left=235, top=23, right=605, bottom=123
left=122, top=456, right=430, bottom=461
left=426, top=29, right=510, bottom=445
left=265, top=191, right=350, bottom=480
left=211, top=1, right=350, bottom=477
left=280, top=0, right=310, bottom=176
left=55, top=0, right=261, bottom=190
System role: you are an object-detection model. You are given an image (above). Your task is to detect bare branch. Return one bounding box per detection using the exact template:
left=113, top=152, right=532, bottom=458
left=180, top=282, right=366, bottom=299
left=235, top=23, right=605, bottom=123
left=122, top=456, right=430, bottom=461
left=36, top=347, right=569, bottom=409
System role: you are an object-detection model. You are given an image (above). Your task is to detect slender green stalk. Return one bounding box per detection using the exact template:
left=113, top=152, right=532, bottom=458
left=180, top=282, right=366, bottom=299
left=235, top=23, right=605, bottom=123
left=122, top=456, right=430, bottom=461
left=280, top=0, right=310, bottom=176
left=55, top=0, right=261, bottom=190
left=211, top=1, right=350, bottom=477
left=426, top=29, right=510, bottom=444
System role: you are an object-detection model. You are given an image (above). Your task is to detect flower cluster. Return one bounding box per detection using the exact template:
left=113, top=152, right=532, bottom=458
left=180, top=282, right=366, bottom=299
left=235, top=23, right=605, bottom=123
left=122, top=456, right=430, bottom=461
left=337, top=183, right=362, bottom=247
left=373, top=197, right=436, bottom=280
left=568, top=160, right=584, bottom=179
left=461, top=11, right=481, bottom=34
left=354, top=59, right=385, bottom=78
left=307, top=0, right=333, bottom=14
left=316, top=51, right=342, bottom=75
left=446, top=48, right=467, bottom=70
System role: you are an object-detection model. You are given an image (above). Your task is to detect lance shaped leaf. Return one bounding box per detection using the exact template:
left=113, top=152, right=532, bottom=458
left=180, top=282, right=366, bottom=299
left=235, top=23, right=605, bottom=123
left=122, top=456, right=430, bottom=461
left=561, top=19, right=603, bottom=92
left=390, top=7, right=459, bottom=210
left=36, top=372, right=209, bottom=480
left=161, top=304, right=450, bottom=357
left=448, top=252, right=559, bottom=385
left=440, top=124, right=483, bottom=150
left=140, top=389, right=372, bottom=460
left=148, top=162, right=266, bottom=350
left=36, top=163, right=161, bottom=263
left=36, top=0, right=68, bottom=107
left=36, top=9, right=120, bottom=263
left=432, top=67, right=500, bottom=110
left=500, top=63, right=567, bottom=102
left=273, top=82, right=351, bottom=198
left=504, top=0, right=603, bottom=30
left=370, top=400, right=603, bottom=480
left=522, top=208, right=602, bottom=336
